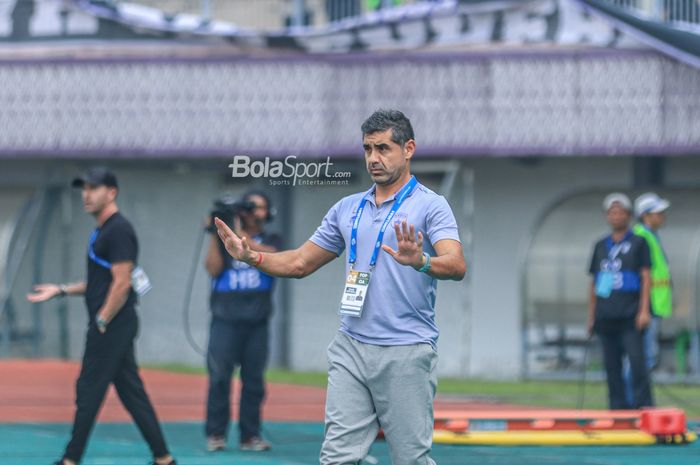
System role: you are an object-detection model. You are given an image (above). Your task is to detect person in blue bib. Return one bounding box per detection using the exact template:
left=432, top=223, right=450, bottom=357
left=26, top=167, right=176, bottom=465
left=588, top=192, right=653, bottom=409
left=204, top=190, right=282, bottom=452
left=214, top=109, right=466, bottom=465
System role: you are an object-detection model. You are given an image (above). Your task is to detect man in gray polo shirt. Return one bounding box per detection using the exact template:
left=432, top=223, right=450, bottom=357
left=215, top=109, right=466, bottom=465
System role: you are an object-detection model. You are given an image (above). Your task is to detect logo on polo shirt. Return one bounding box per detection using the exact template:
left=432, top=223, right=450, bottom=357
left=393, top=212, right=409, bottom=224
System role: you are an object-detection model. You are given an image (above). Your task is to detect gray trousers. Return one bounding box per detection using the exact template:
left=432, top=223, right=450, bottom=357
left=320, top=332, right=438, bottom=465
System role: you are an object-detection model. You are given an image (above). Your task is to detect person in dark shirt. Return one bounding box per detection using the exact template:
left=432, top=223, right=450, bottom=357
left=204, top=191, right=282, bottom=452
left=588, top=192, right=653, bottom=409
left=27, top=167, right=176, bottom=465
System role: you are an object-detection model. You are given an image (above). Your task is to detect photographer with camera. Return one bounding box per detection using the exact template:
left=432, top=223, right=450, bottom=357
left=204, top=190, right=282, bottom=452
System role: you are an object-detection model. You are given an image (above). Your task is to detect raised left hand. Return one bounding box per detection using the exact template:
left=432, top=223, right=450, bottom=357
left=381, top=220, right=424, bottom=269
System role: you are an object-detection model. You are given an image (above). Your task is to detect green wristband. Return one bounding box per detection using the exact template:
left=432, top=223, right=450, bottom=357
left=418, top=252, right=431, bottom=273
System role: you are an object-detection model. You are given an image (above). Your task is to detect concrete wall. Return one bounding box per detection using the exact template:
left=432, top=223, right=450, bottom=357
left=3, top=156, right=700, bottom=378
left=283, top=156, right=636, bottom=378
left=466, top=157, right=633, bottom=378
left=0, top=160, right=278, bottom=366
left=284, top=164, right=473, bottom=375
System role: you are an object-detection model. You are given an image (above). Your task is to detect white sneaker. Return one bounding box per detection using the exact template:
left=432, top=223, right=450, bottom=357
left=240, top=437, right=271, bottom=451
left=206, top=436, right=226, bottom=452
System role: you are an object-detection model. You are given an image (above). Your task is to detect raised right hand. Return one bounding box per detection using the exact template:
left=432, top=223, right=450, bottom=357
left=214, top=217, right=257, bottom=264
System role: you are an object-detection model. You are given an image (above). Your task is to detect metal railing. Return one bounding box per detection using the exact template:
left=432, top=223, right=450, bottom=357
left=105, top=0, right=445, bottom=29
left=606, top=0, right=700, bottom=26
left=0, top=190, right=44, bottom=357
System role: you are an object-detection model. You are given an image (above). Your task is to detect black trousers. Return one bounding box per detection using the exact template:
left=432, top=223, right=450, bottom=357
left=205, top=318, right=269, bottom=442
left=63, top=317, right=169, bottom=463
left=597, top=320, right=654, bottom=409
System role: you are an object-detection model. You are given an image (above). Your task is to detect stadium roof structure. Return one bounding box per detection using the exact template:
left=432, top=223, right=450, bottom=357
left=0, top=0, right=698, bottom=158
left=575, top=0, right=700, bottom=69
left=68, top=0, right=643, bottom=52
left=0, top=46, right=699, bottom=159
left=2, top=0, right=644, bottom=52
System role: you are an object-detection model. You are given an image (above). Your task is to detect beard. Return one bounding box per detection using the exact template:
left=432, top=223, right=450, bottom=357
left=368, top=166, right=402, bottom=185
left=85, top=203, right=105, bottom=216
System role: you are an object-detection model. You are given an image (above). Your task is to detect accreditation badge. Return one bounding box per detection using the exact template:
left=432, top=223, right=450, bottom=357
left=131, top=266, right=152, bottom=296
left=595, top=271, right=614, bottom=298
left=339, top=270, right=371, bottom=318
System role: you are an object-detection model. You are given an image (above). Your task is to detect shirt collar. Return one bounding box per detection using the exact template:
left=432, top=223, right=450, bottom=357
left=608, top=229, right=632, bottom=244
left=364, top=176, right=419, bottom=207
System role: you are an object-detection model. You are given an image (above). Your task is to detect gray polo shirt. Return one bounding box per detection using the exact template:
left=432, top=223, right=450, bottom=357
left=309, top=179, right=461, bottom=348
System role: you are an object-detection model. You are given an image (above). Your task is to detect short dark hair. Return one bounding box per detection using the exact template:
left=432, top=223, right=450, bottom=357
left=243, top=189, right=275, bottom=222
left=243, top=189, right=271, bottom=210
left=361, top=109, right=414, bottom=146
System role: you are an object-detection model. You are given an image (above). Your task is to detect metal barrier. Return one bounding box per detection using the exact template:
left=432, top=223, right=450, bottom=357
left=0, top=186, right=73, bottom=359
left=107, top=0, right=441, bottom=28
left=601, top=0, right=700, bottom=27
left=0, top=189, right=42, bottom=357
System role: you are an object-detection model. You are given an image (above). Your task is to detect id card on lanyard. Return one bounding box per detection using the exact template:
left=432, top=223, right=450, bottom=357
left=595, top=271, right=615, bottom=298
left=595, top=231, right=632, bottom=298
left=339, top=176, right=418, bottom=318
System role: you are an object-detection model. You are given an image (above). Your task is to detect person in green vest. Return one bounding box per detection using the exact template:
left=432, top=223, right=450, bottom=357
left=624, top=192, right=671, bottom=406
left=366, top=0, right=403, bottom=11
left=366, top=0, right=440, bottom=13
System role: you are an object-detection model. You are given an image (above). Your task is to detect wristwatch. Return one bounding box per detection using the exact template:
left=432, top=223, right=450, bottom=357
left=96, top=316, right=108, bottom=332
left=58, top=284, right=68, bottom=297
left=417, top=252, right=431, bottom=273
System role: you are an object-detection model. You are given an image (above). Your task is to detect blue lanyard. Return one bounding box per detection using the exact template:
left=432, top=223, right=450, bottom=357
left=605, top=230, right=632, bottom=260
left=349, top=176, right=418, bottom=270
left=88, top=228, right=112, bottom=269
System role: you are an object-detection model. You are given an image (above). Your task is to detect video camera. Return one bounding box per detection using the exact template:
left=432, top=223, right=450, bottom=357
left=207, top=195, right=256, bottom=232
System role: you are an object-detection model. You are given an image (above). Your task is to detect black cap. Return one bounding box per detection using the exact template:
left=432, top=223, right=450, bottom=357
left=71, top=167, right=118, bottom=189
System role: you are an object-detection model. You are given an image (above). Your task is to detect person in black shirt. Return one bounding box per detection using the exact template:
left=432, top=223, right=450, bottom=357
left=204, top=191, right=282, bottom=452
left=27, top=167, right=176, bottom=465
left=588, top=192, right=653, bottom=409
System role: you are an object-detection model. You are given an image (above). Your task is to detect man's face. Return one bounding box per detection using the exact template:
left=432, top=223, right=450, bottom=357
left=81, top=184, right=116, bottom=215
left=606, top=204, right=631, bottom=230
left=363, top=129, right=415, bottom=186
left=240, top=194, right=269, bottom=227
left=643, top=211, right=666, bottom=230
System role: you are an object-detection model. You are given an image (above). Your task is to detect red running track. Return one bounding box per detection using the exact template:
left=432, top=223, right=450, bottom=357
left=0, top=359, right=539, bottom=423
